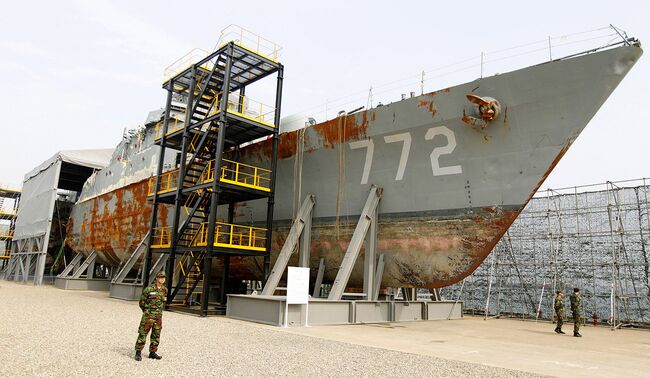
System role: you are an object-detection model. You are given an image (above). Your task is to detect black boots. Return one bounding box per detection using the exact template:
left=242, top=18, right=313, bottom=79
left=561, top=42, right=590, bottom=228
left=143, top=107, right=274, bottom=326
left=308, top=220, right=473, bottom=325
left=554, top=328, right=565, bottom=334
left=135, top=350, right=162, bottom=360
left=574, top=332, right=582, bottom=337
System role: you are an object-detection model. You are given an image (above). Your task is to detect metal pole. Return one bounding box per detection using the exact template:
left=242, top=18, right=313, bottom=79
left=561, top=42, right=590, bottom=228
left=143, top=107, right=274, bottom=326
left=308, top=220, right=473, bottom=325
left=448, top=278, right=466, bottom=320
left=148, top=81, right=174, bottom=298
left=363, top=205, right=377, bottom=300
left=420, top=71, right=425, bottom=95
left=634, top=187, right=649, bottom=323
left=535, top=279, right=545, bottom=322
left=263, top=64, right=284, bottom=283
left=610, top=24, right=630, bottom=46
left=606, top=182, right=618, bottom=330
left=221, top=203, right=235, bottom=305
left=583, top=188, right=599, bottom=319
left=201, top=44, right=234, bottom=316
left=484, top=252, right=496, bottom=319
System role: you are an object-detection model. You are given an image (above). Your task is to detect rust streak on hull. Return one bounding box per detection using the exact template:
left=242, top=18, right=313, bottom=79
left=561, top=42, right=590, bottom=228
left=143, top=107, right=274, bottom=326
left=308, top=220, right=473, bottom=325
left=67, top=180, right=169, bottom=267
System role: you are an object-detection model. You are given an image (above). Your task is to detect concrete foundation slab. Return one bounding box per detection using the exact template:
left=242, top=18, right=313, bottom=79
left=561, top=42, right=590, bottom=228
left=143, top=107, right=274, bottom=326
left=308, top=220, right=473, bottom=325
left=427, top=301, right=462, bottom=319
left=54, top=277, right=110, bottom=291
left=109, top=282, right=143, bottom=300
left=355, top=301, right=391, bottom=323
left=393, top=301, right=424, bottom=321
left=227, top=294, right=462, bottom=327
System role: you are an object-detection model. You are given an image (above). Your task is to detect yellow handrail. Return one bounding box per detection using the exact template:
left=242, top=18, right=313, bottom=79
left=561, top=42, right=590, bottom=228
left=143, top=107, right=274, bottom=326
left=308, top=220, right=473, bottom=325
left=163, top=48, right=211, bottom=82
left=154, top=115, right=183, bottom=140
left=149, top=159, right=271, bottom=197
left=159, top=91, right=276, bottom=134
left=151, top=222, right=266, bottom=252
left=223, top=92, right=276, bottom=127
left=194, top=222, right=267, bottom=251
left=218, top=159, right=271, bottom=191
left=218, top=24, right=282, bottom=63
left=147, top=169, right=179, bottom=196
left=150, top=227, right=172, bottom=248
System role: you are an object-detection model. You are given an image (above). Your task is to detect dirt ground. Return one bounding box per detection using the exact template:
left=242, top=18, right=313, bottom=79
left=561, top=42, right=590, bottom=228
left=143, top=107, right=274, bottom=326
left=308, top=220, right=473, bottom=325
left=2, top=281, right=648, bottom=377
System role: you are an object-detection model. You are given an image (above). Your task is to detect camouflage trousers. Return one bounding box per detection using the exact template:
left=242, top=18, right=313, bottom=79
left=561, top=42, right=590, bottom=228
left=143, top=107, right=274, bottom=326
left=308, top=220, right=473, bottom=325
left=135, top=314, right=162, bottom=353
left=573, top=312, right=581, bottom=334
left=555, top=309, right=564, bottom=329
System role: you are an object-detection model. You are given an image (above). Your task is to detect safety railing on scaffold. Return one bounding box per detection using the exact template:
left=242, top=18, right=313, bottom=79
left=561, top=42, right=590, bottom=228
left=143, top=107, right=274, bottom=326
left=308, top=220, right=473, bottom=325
left=150, top=222, right=266, bottom=252
left=148, top=158, right=271, bottom=197
left=194, top=222, right=267, bottom=251
left=154, top=115, right=184, bottom=140
left=163, top=48, right=211, bottom=83
left=222, top=92, right=276, bottom=127
left=217, top=24, right=281, bottom=63
left=162, top=25, right=281, bottom=84
left=200, top=159, right=271, bottom=192
left=150, top=227, right=172, bottom=249
left=0, top=210, right=16, bottom=218
left=147, top=169, right=179, bottom=196
left=154, top=94, right=275, bottom=142
left=198, top=92, right=275, bottom=128
left=0, top=228, right=13, bottom=240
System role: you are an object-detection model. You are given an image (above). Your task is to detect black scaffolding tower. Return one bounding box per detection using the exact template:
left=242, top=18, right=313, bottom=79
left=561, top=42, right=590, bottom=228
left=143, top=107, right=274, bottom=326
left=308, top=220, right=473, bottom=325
left=143, top=35, right=283, bottom=316
left=0, top=187, right=21, bottom=268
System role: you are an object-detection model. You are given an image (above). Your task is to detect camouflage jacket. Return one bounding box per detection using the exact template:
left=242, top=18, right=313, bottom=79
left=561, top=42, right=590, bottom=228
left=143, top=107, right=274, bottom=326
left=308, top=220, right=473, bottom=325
left=554, top=296, right=564, bottom=311
left=569, top=293, right=581, bottom=314
left=139, top=283, right=168, bottom=317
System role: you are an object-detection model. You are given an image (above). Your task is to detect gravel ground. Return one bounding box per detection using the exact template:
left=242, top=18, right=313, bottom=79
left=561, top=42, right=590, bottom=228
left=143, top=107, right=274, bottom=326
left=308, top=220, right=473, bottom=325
left=0, top=282, right=539, bottom=377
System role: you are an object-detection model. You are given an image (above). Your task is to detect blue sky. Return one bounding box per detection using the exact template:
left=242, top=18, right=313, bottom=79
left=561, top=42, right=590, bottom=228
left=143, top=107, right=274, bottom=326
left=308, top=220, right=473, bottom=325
left=1, top=0, right=648, bottom=190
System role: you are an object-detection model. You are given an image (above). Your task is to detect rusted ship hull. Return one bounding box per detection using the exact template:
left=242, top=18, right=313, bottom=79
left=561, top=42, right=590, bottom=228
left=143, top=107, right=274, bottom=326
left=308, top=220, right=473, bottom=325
left=67, top=43, right=642, bottom=288
left=68, top=177, right=518, bottom=287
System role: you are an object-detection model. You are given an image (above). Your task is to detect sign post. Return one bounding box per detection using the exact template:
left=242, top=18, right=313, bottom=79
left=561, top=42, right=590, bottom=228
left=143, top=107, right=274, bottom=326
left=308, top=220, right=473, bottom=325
left=285, top=266, right=310, bottom=327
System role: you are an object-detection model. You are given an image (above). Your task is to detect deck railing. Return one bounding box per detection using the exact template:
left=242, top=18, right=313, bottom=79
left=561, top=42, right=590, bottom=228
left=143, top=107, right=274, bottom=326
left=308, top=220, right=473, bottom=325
left=200, top=159, right=271, bottom=192
left=218, top=24, right=281, bottom=63
left=148, top=159, right=271, bottom=197
left=147, top=169, right=179, bottom=197
left=150, top=227, right=172, bottom=248
left=150, top=222, right=266, bottom=252
left=194, top=222, right=266, bottom=251
left=163, top=48, right=210, bottom=83
left=154, top=115, right=183, bottom=140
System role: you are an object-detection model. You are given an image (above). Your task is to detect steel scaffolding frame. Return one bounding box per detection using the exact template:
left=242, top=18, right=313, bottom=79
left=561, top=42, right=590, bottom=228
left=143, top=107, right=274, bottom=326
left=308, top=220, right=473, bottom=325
left=442, top=178, right=650, bottom=328
left=145, top=31, right=283, bottom=316
left=0, top=187, right=20, bottom=269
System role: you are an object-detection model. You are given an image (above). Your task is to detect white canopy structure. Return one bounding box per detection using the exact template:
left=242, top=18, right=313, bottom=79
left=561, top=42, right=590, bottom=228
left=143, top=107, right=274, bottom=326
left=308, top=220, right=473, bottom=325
left=3, top=149, right=113, bottom=285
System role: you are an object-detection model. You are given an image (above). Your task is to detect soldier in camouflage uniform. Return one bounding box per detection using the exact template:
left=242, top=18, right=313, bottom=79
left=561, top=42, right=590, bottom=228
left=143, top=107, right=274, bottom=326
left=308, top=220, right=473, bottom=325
left=554, top=290, right=565, bottom=334
left=569, top=287, right=582, bottom=337
left=134, top=271, right=168, bottom=361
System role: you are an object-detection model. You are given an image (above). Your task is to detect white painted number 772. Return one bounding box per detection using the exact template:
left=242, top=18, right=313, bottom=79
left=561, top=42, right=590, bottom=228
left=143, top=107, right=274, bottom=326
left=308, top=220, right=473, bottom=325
left=349, top=126, right=462, bottom=184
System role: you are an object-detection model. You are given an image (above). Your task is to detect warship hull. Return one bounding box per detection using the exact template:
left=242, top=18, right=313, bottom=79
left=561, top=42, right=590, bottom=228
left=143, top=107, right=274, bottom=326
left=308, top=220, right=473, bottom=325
left=67, top=44, right=642, bottom=288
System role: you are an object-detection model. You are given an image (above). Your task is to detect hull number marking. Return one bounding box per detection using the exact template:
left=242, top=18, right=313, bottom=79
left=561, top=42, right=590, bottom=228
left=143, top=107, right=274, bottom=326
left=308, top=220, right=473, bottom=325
left=350, top=127, right=461, bottom=184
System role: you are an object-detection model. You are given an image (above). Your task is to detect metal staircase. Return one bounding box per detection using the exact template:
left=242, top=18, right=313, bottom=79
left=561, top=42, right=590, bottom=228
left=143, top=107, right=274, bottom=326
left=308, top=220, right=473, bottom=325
left=144, top=25, right=284, bottom=316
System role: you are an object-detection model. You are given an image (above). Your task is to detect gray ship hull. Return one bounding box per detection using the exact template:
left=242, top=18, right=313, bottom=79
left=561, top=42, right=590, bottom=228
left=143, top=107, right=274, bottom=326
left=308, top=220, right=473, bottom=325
left=68, top=43, right=642, bottom=288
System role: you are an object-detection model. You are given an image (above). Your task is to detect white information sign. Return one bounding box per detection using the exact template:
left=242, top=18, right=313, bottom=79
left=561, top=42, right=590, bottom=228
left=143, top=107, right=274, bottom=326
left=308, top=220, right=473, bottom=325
left=286, top=267, right=310, bottom=304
